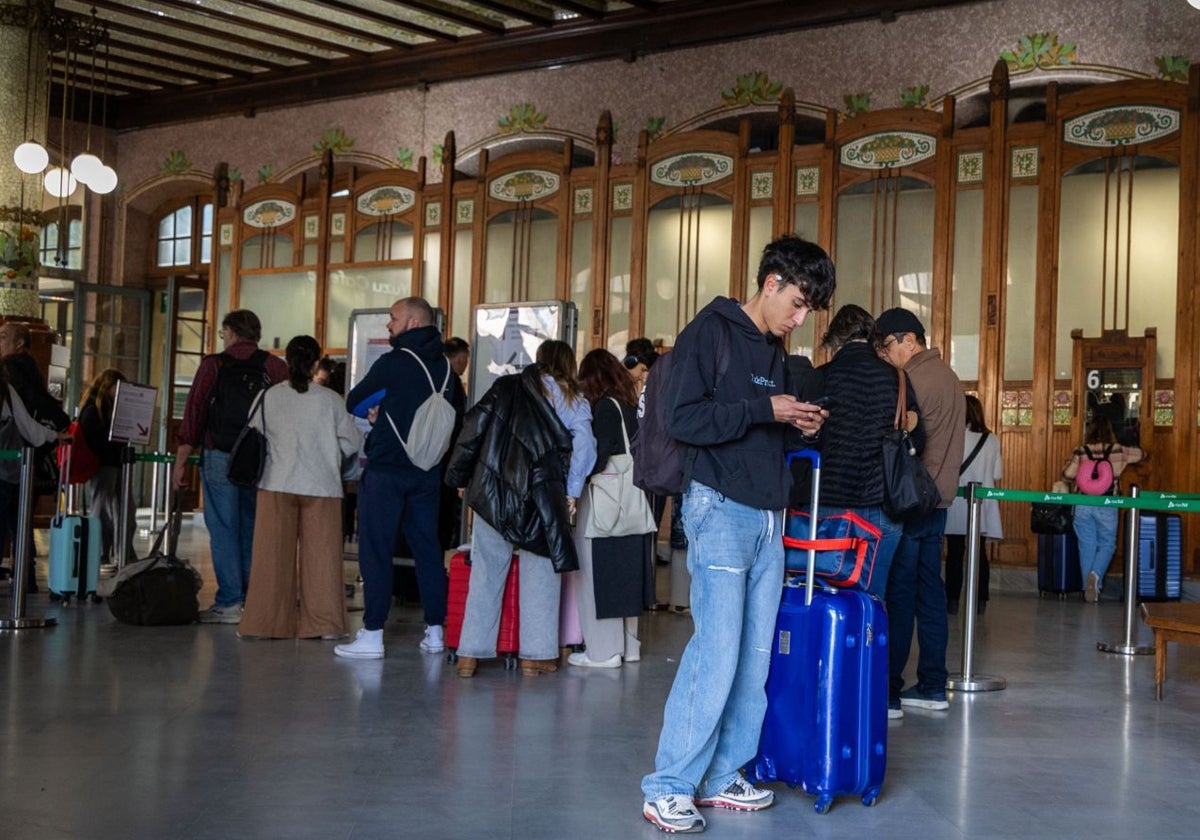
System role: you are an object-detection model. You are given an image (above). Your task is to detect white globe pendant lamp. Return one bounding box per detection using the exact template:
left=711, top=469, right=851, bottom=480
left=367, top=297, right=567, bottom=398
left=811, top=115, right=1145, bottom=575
left=71, top=152, right=103, bottom=184
left=44, top=167, right=78, bottom=199
left=13, top=141, right=49, bottom=175
left=89, top=165, right=118, bottom=195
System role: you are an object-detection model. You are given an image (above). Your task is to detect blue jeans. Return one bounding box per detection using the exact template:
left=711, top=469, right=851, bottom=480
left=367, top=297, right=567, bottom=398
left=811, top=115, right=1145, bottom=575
left=358, top=467, right=446, bottom=631
left=1074, top=505, right=1118, bottom=592
left=819, top=504, right=902, bottom=601
left=201, top=449, right=257, bottom=608
left=641, top=482, right=784, bottom=801
left=886, top=507, right=948, bottom=698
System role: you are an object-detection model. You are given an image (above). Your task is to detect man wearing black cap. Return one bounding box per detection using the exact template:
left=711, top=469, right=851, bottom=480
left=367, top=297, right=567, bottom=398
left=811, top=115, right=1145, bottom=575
left=875, top=307, right=965, bottom=719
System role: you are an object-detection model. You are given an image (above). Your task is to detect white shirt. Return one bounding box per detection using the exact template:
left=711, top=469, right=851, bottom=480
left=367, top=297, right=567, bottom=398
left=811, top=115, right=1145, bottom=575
left=944, top=429, right=1003, bottom=539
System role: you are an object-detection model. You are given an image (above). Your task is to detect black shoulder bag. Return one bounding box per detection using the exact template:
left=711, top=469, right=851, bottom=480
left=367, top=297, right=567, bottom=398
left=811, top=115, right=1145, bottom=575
left=880, top=369, right=942, bottom=521
left=226, top=390, right=267, bottom=488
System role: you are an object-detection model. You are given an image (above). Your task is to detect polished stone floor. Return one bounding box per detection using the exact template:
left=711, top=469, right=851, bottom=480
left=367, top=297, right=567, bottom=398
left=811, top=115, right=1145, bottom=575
left=3, top=518, right=1200, bottom=840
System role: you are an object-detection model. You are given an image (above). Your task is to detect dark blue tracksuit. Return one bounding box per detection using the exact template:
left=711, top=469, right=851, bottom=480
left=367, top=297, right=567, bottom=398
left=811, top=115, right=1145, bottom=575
left=347, top=325, right=465, bottom=631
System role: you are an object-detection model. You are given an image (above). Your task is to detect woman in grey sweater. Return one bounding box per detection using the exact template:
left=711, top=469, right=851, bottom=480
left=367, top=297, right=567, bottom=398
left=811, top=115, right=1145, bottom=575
left=239, top=336, right=362, bottom=640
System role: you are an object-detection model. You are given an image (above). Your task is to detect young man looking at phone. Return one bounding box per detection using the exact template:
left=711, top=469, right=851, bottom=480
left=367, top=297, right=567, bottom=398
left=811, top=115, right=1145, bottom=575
left=640, top=235, right=835, bottom=834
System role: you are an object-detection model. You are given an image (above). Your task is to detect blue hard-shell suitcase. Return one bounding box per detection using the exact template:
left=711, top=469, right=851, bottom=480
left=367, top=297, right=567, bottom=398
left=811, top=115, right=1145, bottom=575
left=48, top=513, right=101, bottom=602
left=747, top=450, right=887, bottom=814
left=1036, top=533, right=1082, bottom=598
left=1137, top=513, right=1182, bottom=602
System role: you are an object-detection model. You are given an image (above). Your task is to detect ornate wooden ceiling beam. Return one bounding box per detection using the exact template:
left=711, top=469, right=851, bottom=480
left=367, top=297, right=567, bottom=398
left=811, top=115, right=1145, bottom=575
left=386, top=0, right=506, bottom=36
left=101, top=17, right=293, bottom=72
left=229, top=0, right=415, bottom=51
left=148, top=0, right=372, bottom=56
left=466, top=0, right=556, bottom=28
left=115, top=0, right=977, bottom=128
left=102, top=51, right=227, bottom=85
left=83, top=0, right=334, bottom=65
left=305, top=1, right=459, bottom=42
left=54, top=58, right=186, bottom=91
left=548, top=0, right=606, bottom=20
left=108, top=36, right=255, bottom=79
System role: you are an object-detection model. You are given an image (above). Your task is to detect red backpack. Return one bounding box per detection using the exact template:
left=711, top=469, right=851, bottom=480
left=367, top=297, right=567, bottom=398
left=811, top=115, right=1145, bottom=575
left=59, top=419, right=101, bottom=485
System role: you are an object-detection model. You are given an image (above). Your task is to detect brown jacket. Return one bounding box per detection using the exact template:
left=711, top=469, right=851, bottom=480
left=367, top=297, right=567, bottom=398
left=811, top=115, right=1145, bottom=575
left=904, top=347, right=965, bottom=507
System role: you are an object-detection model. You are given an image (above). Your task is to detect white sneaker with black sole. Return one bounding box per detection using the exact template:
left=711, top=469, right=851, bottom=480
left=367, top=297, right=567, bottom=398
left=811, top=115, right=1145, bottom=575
left=643, top=795, right=706, bottom=833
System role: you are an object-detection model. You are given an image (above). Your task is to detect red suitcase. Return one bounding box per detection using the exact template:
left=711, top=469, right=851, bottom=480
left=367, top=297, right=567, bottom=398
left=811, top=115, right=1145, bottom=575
left=444, top=550, right=521, bottom=668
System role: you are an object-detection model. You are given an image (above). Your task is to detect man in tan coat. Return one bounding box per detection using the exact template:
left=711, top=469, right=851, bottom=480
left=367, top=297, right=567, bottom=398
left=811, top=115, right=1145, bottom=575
left=876, top=307, right=965, bottom=719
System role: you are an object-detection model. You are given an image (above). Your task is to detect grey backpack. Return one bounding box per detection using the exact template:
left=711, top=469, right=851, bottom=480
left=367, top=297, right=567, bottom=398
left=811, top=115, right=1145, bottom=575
left=384, top=348, right=456, bottom=471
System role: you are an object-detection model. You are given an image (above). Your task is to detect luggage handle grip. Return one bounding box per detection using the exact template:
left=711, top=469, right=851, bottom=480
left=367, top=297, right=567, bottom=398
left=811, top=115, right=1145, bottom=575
left=785, top=449, right=821, bottom=604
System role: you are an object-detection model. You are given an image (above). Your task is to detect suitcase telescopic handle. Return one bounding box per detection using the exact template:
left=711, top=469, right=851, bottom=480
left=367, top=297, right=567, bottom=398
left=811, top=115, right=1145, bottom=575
left=786, top=449, right=821, bottom=605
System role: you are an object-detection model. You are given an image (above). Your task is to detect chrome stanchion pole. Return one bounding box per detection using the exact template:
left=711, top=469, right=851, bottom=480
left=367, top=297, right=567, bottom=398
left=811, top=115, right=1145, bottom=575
left=116, top=445, right=135, bottom=570
left=146, top=453, right=160, bottom=536
left=948, top=482, right=1005, bottom=692
left=0, top=446, right=57, bottom=630
left=1098, top=485, right=1153, bottom=655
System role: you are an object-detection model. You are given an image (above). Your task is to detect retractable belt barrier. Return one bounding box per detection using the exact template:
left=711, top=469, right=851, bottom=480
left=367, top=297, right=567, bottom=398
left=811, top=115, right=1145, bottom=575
left=951, top=482, right=1196, bottom=685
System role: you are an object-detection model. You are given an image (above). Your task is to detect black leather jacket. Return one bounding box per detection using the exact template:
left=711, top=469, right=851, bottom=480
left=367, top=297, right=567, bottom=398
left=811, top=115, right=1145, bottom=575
left=445, top=366, right=577, bottom=572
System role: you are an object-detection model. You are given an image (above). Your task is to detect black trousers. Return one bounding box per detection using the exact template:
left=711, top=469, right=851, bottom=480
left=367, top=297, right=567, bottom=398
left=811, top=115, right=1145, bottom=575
left=944, top=534, right=989, bottom=604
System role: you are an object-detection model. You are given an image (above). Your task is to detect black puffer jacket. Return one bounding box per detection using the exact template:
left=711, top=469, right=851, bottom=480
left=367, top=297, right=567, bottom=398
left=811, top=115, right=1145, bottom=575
left=445, top=366, right=577, bottom=572
left=797, top=341, right=924, bottom=507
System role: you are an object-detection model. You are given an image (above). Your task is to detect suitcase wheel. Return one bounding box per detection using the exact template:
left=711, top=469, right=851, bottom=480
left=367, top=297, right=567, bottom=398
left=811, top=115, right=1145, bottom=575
left=49, top=592, right=63, bottom=603
left=862, top=789, right=880, bottom=807
left=445, top=650, right=459, bottom=665
left=503, top=654, right=518, bottom=671
left=814, top=796, right=833, bottom=815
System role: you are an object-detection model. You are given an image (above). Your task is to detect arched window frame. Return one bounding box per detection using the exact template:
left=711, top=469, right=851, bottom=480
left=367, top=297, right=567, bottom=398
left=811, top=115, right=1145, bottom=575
left=152, top=197, right=214, bottom=272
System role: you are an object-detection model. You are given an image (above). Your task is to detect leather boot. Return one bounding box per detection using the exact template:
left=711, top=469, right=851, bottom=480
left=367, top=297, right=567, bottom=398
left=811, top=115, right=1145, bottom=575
left=455, top=656, right=478, bottom=678
left=520, top=658, right=558, bottom=676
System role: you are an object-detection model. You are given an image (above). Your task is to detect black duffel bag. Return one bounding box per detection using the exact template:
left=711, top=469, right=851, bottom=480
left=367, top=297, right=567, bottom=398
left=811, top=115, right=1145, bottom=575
left=101, top=554, right=201, bottom=625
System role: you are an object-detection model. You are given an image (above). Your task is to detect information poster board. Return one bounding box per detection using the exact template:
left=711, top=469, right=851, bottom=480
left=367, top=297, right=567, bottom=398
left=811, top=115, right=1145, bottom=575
left=110, top=381, right=159, bottom=446
left=469, top=301, right=577, bottom=404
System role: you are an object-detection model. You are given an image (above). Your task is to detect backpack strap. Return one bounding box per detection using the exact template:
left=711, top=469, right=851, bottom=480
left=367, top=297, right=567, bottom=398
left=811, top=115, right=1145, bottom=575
left=399, top=347, right=448, bottom=395
left=386, top=348, right=451, bottom=448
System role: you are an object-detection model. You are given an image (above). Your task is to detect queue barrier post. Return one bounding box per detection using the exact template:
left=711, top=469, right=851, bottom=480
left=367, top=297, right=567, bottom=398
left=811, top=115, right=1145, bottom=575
left=146, top=454, right=161, bottom=536
left=948, top=482, right=1005, bottom=692
left=116, top=445, right=136, bottom=570
left=1098, top=484, right=1154, bottom=656
left=0, top=446, right=57, bottom=630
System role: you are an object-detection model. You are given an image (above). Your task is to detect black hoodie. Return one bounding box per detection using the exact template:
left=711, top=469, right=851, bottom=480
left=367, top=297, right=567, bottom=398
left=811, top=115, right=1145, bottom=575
left=666, top=297, right=793, bottom=510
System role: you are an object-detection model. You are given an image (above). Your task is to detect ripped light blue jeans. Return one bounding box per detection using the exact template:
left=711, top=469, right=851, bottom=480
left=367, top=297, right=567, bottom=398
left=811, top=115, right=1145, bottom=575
left=641, top=481, right=784, bottom=801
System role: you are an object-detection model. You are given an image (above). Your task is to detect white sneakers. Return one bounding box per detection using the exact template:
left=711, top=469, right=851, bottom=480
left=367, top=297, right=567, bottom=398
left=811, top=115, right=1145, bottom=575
left=419, top=625, right=445, bottom=654
left=335, top=628, right=385, bottom=660
left=567, top=651, right=622, bottom=669
left=335, top=626, right=445, bottom=659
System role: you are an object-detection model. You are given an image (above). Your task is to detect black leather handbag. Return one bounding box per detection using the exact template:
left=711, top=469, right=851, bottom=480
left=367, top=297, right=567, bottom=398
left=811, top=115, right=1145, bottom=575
left=1030, top=502, right=1073, bottom=535
left=880, top=369, right=942, bottom=521
left=226, top=392, right=267, bottom=488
